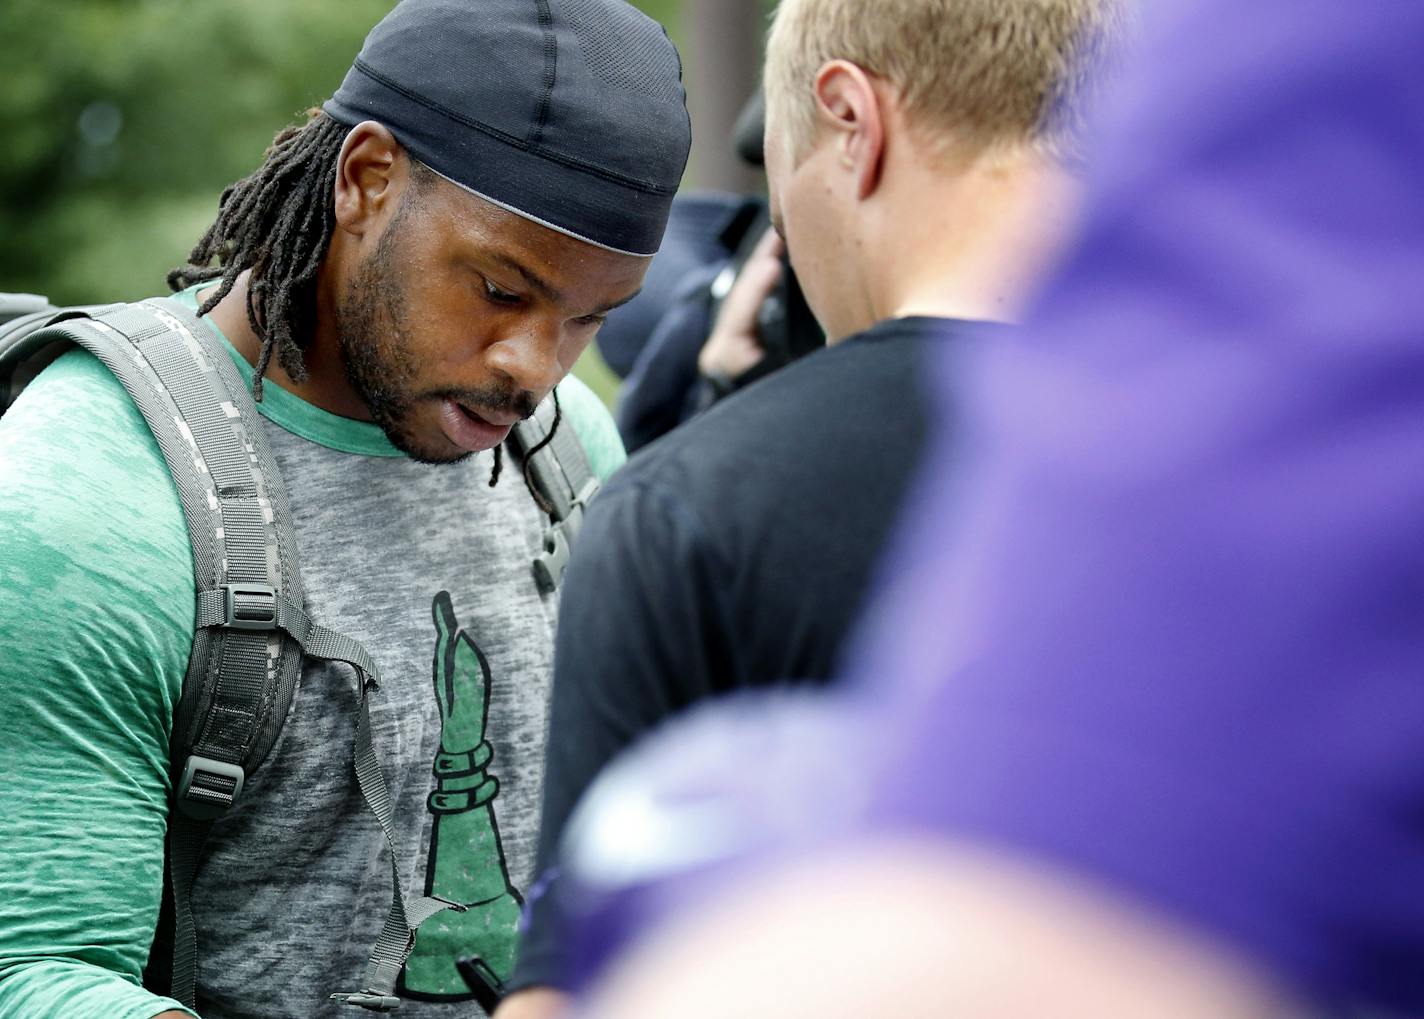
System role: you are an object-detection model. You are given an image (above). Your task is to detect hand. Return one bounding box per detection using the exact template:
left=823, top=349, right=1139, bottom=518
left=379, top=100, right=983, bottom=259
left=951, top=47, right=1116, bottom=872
left=493, top=986, right=572, bottom=1019
left=698, top=228, right=785, bottom=382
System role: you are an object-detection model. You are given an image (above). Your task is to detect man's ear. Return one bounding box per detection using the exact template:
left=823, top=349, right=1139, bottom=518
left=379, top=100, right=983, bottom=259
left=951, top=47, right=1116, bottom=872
left=811, top=60, right=886, bottom=201
left=333, top=121, right=404, bottom=237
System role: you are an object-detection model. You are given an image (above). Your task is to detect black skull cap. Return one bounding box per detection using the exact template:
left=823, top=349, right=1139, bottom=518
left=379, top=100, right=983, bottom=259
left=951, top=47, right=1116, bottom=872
left=324, top=0, right=691, bottom=256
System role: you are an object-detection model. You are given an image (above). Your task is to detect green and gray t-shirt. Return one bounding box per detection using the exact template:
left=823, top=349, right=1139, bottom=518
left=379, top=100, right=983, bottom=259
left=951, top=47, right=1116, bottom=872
left=0, top=290, right=624, bottom=1019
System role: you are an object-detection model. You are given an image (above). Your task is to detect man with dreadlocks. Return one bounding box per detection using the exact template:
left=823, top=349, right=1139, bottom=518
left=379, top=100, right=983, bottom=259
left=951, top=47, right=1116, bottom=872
left=500, top=0, right=1124, bottom=1013
left=0, top=1, right=689, bottom=1018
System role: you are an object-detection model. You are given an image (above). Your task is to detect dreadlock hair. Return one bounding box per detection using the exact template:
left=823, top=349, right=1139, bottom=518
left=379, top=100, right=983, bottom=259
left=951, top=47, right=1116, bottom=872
left=171, top=108, right=571, bottom=505
left=169, top=108, right=344, bottom=403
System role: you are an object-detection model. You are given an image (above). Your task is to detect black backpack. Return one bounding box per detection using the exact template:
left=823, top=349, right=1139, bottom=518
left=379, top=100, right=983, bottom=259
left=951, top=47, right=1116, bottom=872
left=0, top=294, right=599, bottom=1012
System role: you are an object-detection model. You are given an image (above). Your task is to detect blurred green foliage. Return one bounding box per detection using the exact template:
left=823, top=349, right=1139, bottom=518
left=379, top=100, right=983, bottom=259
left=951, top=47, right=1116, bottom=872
left=1, top=0, right=388, bottom=304
left=0, top=0, right=679, bottom=403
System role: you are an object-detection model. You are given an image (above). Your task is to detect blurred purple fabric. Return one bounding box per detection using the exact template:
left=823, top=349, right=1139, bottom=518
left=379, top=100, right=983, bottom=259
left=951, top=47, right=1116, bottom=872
left=844, top=0, right=1424, bottom=1009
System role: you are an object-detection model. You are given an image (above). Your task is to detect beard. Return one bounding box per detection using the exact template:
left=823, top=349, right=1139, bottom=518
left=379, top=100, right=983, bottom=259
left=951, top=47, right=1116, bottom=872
left=334, top=206, right=535, bottom=464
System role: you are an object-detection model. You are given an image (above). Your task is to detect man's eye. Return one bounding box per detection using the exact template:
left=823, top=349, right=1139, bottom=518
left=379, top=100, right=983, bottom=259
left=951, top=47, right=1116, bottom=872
left=483, top=280, right=522, bottom=305
left=576, top=313, right=607, bottom=328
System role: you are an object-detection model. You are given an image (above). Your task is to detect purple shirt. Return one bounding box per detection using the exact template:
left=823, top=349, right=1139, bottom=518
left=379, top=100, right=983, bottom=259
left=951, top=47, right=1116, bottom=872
left=846, top=0, right=1424, bottom=1010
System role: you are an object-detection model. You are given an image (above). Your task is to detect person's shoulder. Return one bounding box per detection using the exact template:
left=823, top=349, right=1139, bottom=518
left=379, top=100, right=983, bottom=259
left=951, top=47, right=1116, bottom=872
left=823, top=314, right=984, bottom=368
left=854, top=313, right=985, bottom=343
left=626, top=317, right=944, bottom=469
left=732, top=314, right=950, bottom=401
left=2, top=346, right=166, bottom=492
left=573, top=408, right=723, bottom=558
left=595, top=316, right=975, bottom=516
left=0, top=345, right=193, bottom=709
left=0, top=346, right=192, bottom=604
left=555, top=373, right=626, bottom=483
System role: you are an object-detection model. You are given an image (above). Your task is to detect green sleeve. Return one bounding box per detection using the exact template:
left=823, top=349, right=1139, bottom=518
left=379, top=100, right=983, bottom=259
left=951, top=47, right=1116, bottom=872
left=0, top=350, right=196, bottom=1019
left=555, top=374, right=627, bottom=482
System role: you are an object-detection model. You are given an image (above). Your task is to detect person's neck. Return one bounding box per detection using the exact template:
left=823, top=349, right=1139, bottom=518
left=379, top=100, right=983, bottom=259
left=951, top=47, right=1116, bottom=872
left=849, top=147, right=1079, bottom=337
left=202, top=268, right=370, bottom=419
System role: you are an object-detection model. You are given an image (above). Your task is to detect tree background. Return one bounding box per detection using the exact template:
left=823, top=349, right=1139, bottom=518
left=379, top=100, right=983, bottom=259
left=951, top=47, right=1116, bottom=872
left=0, top=0, right=712, bottom=402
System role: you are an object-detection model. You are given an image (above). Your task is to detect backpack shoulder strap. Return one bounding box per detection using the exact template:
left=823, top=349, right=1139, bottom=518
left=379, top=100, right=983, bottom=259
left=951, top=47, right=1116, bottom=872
left=0, top=292, right=52, bottom=320
left=5, top=297, right=456, bottom=1011
left=0, top=299, right=101, bottom=404
left=508, top=390, right=601, bottom=593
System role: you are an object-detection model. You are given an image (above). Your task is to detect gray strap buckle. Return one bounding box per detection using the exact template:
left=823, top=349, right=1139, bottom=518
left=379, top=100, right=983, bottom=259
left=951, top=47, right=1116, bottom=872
left=175, top=755, right=245, bottom=821
left=532, top=478, right=600, bottom=593
left=532, top=523, right=575, bottom=594
left=222, top=583, right=279, bottom=631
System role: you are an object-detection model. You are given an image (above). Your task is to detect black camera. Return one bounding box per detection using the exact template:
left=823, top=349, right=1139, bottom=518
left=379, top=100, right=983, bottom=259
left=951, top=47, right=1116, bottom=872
left=706, top=199, right=824, bottom=391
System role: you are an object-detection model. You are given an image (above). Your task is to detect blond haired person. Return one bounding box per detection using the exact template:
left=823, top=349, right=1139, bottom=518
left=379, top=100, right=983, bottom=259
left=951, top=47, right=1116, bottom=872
left=495, top=3, right=1120, bottom=1016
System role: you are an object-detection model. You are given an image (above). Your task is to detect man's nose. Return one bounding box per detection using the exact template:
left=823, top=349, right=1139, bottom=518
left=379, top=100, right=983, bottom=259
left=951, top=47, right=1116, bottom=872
left=485, top=323, right=564, bottom=394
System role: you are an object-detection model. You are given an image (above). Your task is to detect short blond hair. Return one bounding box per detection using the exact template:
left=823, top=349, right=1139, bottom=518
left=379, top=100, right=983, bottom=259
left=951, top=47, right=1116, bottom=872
left=765, top=0, right=1124, bottom=163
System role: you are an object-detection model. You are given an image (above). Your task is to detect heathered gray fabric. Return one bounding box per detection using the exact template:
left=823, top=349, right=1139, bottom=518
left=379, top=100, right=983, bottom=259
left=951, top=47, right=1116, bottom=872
left=191, top=425, right=559, bottom=1018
